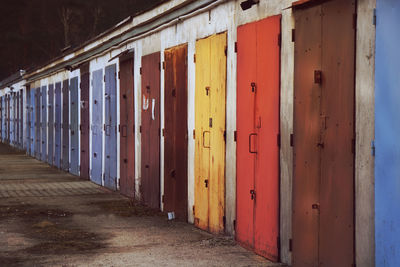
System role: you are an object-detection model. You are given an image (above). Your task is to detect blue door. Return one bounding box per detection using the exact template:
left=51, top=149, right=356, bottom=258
left=104, top=64, right=117, bottom=190
left=48, top=84, right=54, bottom=165
left=41, top=86, right=47, bottom=162
left=375, top=1, right=400, bottom=266
left=9, top=93, right=13, bottom=145
left=70, top=77, right=79, bottom=175
left=62, top=80, right=70, bottom=171
left=35, top=88, right=41, bottom=159
left=30, top=88, right=35, bottom=156
left=91, top=69, right=103, bottom=185
left=55, top=82, right=62, bottom=168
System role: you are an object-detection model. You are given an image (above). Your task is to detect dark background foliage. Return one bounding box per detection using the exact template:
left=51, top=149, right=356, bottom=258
left=0, top=0, right=163, bottom=80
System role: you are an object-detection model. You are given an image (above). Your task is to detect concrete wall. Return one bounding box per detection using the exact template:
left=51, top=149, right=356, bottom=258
left=356, top=0, right=376, bottom=266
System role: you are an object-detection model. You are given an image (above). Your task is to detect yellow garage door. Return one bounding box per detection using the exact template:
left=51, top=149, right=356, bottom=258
left=194, top=32, right=227, bottom=234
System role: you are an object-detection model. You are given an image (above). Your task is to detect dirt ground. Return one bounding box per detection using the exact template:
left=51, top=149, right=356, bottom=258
left=0, top=144, right=285, bottom=267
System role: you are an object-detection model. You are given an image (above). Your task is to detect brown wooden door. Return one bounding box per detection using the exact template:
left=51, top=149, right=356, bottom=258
left=80, top=64, right=90, bottom=179
left=141, top=52, right=161, bottom=209
left=163, top=44, right=188, bottom=220
left=119, top=55, right=135, bottom=198
left=292, top=1, right=355, bottom=266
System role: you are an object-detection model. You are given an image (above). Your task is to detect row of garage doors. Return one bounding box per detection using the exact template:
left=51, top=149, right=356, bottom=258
left=0, top=0, right=357, bottom=265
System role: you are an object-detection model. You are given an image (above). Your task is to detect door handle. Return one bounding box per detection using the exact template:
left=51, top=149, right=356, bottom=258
left=202, top=131, right=210, bottom=148
left=250, top=189, right=256, bottom=200
left=249, top=133, right=257, bottom=154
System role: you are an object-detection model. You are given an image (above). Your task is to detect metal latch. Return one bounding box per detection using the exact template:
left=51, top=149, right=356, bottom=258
left=204, top=179, right=209, bottom=188
left=250, top=190, right=256, bottom=200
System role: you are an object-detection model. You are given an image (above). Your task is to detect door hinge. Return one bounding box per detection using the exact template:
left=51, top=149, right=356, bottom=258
left=289, top=238, right=293, bottom=252
left=277, top=133, right=281, bottom=148
left=234, top=42, right=237, bottom=53
left=118, top=125, right=121, bottom=132
left=373, top=8, right=377, bottom=26
left=162, top=61, right=166, bottom=70
left=292, top=29, right=295, bottom=42
left=353, top=13, right=357, bottom=29
left=162, top=128, right=165, bottom=137
left=352, top=138, right=356, bottom=154
left=118, top=71, right=120, bottom=79
left=140, top=67, right=142, bottom=75
left=224, top=45, right=227, bottom=56
left=140, top=125, right=142, bottom=133
left=193, top=54, right=196, bottom=63
left=234, top=131, right=237, bottom=142
left=314, top=70, right=322, bottom=84
left=162, top=195, right=164, bottom=203
left=192, top=205, right=195, bottom=215
left=278, top=33, right=282, bottom=47
left=290, top=133, right=294, bottom=147
left=193, top=129, right=195, bottom=139
left=223, top=130, right=226, bottom=142
left=371, top=140, right=375, bottom=156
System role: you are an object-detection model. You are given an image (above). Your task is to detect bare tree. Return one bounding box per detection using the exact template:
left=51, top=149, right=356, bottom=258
left=60, top=6, right=73, bottom=47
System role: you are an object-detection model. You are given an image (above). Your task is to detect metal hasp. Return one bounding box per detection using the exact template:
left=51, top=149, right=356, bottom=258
left=104, top=64, right=118, bottom=190
left=70, top=77, right=79, bottom=176
left=35, top=88, right=41, bottom=160
left=292, top=1, right=356, bottom=266
left=54, top=82, right=62, bottom=168
left=41, top=86, right=47, bottom=162
left=141, top=52, right=161, bottom=209
left=194, top=32, right=227, bottom=234
left=375, top=1, right=400, bottom=266
left=91, top=69, right=104, bottom=186
left=163, top=44, right=188, bottom=221
left=119, top=54, right=135, bottom=198
left=30, top=88, right=35, bottom=156
left=236, top=15, right=281, bottom=262
left=80, top=64, right=90, bottom=180
left=48, top=84, right=54, bottom=165
left=62, top=79, right=70, bottom=171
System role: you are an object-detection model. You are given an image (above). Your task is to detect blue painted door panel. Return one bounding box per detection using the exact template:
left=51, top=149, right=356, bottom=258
left=48, top=85, right=54, bottom=165
left=35, top=88, right=41, bottom=159
left=9, top=94, right=13, bottom=145
left=62, top=80, right=70, bottom=171
left=91, top=69, right=103, bottom=186
left=30, top=88, right=35, bottom=156
left=55, top=82, right=62, bottom=168
left=70, top=77, right=79, bottom=175
left=41, top=86, right=47, bottom=162
left=375, top=1, right=400, bottom=266
left=104, top=64, right=117, bottom=190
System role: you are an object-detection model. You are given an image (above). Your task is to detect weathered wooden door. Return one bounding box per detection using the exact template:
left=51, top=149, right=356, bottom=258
left=41, top=86, right=47, bottom=162
left=35, top=88, right=41, bottom=159
left=104, top=64, right=118, bottom=190
left=62, top=80, right=70, bottom=171
left=55, top=82, right=62, bottom=168
left=80, top=64, right=90, bottom=180
left=48, top=84, right=54, bottom=165
left=30, top=88, right=35, bottom=157
left=70, top=77, right=79, bottom=175
left=0, top=96, right=2, bottom=141
left=375, top=0, right=400, bottom=266
left=91, top=69, right=104, bottom=186
left=236, top=16, right=281, bottom=261
left=292, top=1, right=355, bottom=266
left=119, top=56, right=135, bottom=198
left=163, top=44, right=188, bottom=220
left=141, top=52, right=161, bottom=209
left=194, top=33, right=226, bottom=233
left=20, top=90, right=23, bottom=148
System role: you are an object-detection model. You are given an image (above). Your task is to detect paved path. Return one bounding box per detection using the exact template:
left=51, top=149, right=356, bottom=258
left=0, top=143, right=284, bottom=267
